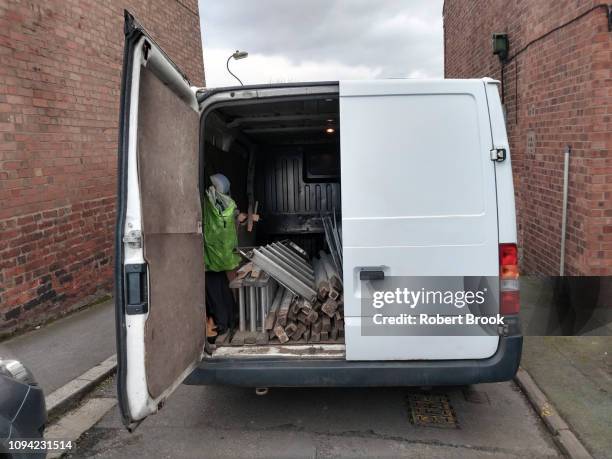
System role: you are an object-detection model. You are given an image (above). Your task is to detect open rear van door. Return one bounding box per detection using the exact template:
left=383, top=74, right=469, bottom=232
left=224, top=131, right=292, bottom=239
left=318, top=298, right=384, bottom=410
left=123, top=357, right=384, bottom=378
left=115, top=12, right=205, bottom=429
left=340, top=79, right=500, bottom=361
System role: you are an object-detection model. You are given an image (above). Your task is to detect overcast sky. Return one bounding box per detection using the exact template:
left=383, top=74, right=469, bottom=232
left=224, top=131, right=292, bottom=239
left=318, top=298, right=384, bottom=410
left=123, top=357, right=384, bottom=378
left=198, top=0, right=444, bottom=87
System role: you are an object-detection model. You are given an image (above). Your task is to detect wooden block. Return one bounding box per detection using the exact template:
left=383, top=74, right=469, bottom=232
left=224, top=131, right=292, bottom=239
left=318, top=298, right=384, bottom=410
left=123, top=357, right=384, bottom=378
left=274, top=325, right=289, bottom=344
left=235, top=262, right=253, bottom=279
left=330, top=276, right=342, bottom=292
left=337, top=319, right=344, bottom=331
left=264, top=310, right=278, bottom=331
left=303, top=327, right=311, bottom=342
left=319, top=251, right=342, bottom=292
left=285, top=322, right=298, bottom=338
left=306, top=309, right=318, bottom=324
left=312, top=319, right=322, bottom=333
left=335, top=310, right=342, bottom=321
left=314, top=257, right=331, bottom=301
left=330, top=327, right=338, bottom=341
left=244, top=332, right=258, bottom=345
left=321, top=331, right=329, bottom=341
left=291, top=299, right=302, bottom=315
left=322, top=315, right=332, bottom=332
left=264, top=286, right=285, bottom=330
left=254, top=272, right=270, bottom=287
left=229, top=277, right=244, bottom=289
left=297, top=311, right=308, bottom=324
left=310, top=331, right=321, bottom=342
left=276, top=289, right=294, bottom=327
left=292, top=323, right=307, bottom=340
left=321, top=298, right=338, bottom=318
left=299, top=300, right=313, bottom=314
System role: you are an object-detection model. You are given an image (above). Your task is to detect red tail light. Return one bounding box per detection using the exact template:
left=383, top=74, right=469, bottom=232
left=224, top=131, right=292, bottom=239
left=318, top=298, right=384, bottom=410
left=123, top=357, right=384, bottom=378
left=499, top=243, right=520, bottom=315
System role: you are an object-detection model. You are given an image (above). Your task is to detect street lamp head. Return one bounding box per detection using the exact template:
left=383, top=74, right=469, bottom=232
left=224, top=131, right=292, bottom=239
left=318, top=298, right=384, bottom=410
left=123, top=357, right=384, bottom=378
left=227, top=50, right=249, bottom=86
left=232, top=50, right=249, bottom=60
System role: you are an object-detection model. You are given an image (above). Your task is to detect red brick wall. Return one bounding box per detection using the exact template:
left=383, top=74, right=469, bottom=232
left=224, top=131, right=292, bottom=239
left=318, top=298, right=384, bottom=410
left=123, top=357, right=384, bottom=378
left=0, top=0, right=205, bottom=335
left=444, top=0, right=612, bottom=275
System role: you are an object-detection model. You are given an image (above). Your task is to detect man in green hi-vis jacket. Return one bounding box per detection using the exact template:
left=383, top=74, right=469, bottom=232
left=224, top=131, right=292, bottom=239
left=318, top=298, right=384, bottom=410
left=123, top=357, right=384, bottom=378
left=202, top=174, right=242, bottom=338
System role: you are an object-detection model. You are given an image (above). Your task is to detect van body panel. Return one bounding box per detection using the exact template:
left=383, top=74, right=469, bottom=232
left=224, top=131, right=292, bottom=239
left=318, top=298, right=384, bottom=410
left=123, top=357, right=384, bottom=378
left=339, top=80, right=500, bottom=361
left=484, top=79, right=518, bottom=245
left=344, top=318, right=500, bottom=360
left=186, top=336, right=522, bottom=387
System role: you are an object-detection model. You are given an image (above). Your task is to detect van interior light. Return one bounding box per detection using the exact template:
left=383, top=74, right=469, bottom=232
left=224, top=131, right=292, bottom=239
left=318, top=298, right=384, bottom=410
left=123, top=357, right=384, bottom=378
left=325, top=127, right=335, bottom=134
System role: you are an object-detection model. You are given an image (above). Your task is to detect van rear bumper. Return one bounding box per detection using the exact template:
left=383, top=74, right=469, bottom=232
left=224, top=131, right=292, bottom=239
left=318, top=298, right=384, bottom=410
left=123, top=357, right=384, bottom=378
left=185, top=335, right=522, bottom=387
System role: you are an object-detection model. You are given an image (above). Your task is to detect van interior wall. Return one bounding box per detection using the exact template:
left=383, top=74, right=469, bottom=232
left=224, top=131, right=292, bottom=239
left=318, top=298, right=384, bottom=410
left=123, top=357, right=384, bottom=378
left=202, top=97, right=341, bottom=257
left=202, top=142, right=341, bottom=254
left=202, top=141, right=254, bottom=247
left=255, top=146, right=340, bottom=257
left=203, top=143, right=248, bottom=211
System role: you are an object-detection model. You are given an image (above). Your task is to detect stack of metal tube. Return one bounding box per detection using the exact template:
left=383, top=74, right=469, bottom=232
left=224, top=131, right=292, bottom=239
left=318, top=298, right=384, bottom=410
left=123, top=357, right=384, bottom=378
left=233, top=241, right=344, bottom=345
left=321, top=213, right=342, bottom=277
left=229, top=270, right=278, bottom=332
left=240, top=241, right=317, bottom=304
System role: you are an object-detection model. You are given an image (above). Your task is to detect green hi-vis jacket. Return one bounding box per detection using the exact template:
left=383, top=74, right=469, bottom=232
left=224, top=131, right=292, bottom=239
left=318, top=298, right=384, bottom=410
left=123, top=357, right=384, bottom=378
left=202, top=193, right=241, bottom=272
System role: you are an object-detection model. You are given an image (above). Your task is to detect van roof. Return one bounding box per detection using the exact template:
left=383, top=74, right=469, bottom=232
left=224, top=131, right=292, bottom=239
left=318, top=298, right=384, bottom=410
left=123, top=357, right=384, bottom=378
left=196, top=78, right=500, bottom=102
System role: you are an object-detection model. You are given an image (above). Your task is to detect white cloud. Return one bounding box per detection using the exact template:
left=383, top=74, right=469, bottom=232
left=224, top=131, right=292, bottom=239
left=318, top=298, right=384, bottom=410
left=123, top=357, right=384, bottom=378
left=199, top=0, right=444, bottom=88
left=204, top=48, right=383, bottom=87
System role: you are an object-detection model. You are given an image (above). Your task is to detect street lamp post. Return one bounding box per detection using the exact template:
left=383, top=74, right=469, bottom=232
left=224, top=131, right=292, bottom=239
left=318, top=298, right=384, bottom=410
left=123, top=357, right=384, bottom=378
left=226, top=50, right=248, bottom=86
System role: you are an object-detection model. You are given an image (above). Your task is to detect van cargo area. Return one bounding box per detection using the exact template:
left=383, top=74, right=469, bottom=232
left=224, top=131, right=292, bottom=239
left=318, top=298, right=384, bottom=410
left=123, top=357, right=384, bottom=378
left=202, top=93, right=345, bottom=354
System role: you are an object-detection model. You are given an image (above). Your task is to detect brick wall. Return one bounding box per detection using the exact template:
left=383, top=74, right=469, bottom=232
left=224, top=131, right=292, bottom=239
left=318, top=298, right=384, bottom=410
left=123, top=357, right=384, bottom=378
left=0, top=0, right=205, bottom=335
left=443, top=0, right=611, bottom=275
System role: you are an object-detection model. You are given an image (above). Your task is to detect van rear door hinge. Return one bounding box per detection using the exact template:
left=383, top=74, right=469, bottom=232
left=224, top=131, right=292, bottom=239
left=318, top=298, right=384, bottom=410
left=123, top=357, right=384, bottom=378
left=490, top=148, right=507, bottom=162
left=123, top=230, right=142, bottom=248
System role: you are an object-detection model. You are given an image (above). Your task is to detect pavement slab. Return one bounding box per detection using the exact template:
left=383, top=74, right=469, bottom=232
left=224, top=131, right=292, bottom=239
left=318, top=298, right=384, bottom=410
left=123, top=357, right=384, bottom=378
left=521, top=336, right=612, bottom=459
left=3, top=300, right=115, bottom=395
left=46, top=397, right=117, bottom=458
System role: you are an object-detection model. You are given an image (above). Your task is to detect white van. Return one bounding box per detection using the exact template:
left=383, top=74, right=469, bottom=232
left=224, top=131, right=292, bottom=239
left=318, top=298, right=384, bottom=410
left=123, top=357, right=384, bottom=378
left=115, top=14, right=522, bottom=428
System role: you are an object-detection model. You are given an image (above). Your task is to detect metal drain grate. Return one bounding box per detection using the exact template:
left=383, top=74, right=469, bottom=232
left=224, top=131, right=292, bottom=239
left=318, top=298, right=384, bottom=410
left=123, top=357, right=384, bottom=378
left=406, top=393, right=458, bottom=428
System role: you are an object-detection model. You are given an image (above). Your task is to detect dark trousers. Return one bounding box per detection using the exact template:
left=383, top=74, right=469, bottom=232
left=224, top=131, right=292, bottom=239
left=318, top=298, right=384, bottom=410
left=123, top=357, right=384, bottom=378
left=205, top=271, right=235, bottom=334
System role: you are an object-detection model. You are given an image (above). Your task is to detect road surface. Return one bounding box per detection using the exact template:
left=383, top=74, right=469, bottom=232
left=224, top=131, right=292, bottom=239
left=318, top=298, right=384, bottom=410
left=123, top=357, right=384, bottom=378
left=74, top=377, right=560, bottom=458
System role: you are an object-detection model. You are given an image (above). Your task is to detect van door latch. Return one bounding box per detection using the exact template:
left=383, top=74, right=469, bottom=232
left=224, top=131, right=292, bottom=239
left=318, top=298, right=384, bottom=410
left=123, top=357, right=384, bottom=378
left=125, top=263, right=148, bottom=315
left=360, top=270, right=385, bottom=281
left=490, top=148, right=507, bottom=162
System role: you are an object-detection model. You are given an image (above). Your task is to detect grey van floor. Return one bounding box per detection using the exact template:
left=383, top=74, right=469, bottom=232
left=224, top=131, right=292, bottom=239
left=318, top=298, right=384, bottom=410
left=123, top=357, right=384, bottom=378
left=76, top=377, right=560, bottom=458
